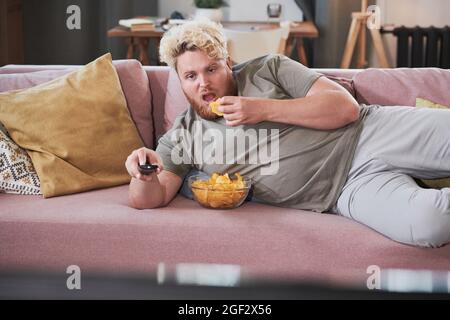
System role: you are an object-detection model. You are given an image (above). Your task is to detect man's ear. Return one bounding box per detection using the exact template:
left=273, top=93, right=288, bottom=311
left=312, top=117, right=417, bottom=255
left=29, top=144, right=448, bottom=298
left=226, top=56, right=233, bottom=69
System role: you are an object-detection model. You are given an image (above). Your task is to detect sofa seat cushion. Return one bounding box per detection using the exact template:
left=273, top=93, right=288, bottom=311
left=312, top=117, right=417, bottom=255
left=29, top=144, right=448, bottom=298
left=1, top=186, right=450, bottom=281
left=353, top=68, right=450, bottom=107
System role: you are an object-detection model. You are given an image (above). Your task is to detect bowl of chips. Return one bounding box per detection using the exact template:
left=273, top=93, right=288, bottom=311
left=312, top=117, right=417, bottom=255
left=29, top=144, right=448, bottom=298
left=189, top=173, right=251, bottom=209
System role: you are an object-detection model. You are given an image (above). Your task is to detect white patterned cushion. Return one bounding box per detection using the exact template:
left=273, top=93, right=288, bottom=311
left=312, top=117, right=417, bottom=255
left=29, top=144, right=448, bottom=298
left=0, top=130, right=41, bottom=195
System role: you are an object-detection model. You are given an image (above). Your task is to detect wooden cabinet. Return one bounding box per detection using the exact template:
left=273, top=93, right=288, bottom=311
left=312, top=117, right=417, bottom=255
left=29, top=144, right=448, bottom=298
left=0, top=0, right=24, bottom=66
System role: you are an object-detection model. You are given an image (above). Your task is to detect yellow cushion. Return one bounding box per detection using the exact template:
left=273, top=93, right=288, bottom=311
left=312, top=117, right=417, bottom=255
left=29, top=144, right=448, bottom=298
left=0, top=53, right=144, bottom=197
left=416, top=97, right=450, bottom=109
left=415, top=97, right=450, bottom=189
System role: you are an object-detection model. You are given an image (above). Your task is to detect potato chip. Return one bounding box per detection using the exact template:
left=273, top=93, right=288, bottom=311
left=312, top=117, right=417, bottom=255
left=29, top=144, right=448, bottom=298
left=215, top=173, right=231, bottom=184
left=209, top=100, right=224, bottom=116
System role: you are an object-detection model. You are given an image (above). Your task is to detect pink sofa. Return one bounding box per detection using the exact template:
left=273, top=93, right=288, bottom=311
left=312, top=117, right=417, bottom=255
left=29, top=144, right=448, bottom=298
left=1, top=60, right=450, bottom=288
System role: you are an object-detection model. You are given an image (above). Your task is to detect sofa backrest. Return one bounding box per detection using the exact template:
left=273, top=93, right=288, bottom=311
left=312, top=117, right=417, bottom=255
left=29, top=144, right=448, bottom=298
left=143, top=66, right=366, bottom=144
left=145, top=66, right=190, bottom=145
left=144, top=66, right=450, bottom=147
left=0, top=60, right=154, bottom=149
left=353, top=68, right=450, bottom=107
left=3, top=61, right=449, bottom=149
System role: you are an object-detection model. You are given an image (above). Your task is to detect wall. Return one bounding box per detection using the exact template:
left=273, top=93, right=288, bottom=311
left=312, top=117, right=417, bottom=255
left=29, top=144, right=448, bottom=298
left=158, top=0, right=450, bottom=68
left=226, top=0, right=303, bottom=21
left=158, top=0, right=303, bottom=21
left=314, top=0, right=369, bottom=68
left=373, top=0, right=450, bottom=67
left=158, top=0, right=193, bottom=19
left=159, top=0, right=369, bottom=68
left=0, top=0, right=24, bottom=65
left=22, top=0, right=158, bottom=65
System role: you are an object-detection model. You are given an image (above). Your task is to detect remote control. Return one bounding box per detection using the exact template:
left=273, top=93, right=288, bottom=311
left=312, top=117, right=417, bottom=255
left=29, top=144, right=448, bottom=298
left=138, top=162, right=159, bottom=175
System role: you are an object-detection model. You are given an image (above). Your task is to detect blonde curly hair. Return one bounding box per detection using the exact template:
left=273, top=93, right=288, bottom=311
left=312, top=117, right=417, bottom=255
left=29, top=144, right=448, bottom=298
left=159, top=19, right=228, bottom=70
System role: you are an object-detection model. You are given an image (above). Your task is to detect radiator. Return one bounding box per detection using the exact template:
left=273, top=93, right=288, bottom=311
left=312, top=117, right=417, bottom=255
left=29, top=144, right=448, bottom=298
left=392, top=26, right=450, bottom=68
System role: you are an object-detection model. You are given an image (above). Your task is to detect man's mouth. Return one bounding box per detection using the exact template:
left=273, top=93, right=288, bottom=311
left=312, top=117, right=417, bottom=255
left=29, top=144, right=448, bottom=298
left=202, top=93, right=217, bottom=103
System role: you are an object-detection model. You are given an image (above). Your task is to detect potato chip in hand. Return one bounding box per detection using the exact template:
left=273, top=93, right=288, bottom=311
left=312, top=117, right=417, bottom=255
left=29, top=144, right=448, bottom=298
left=209, top=100, right=224, bottom=116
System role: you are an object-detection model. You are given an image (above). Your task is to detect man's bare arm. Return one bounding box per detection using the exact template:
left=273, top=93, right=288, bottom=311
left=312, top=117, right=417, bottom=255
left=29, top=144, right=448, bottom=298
left=128, top=170, right=182, bottom=209
left=219, top=77, right=360, bottom=130
left=263, top=76, right=360, bottom=129
left=125, top=147, right=182, bottom=209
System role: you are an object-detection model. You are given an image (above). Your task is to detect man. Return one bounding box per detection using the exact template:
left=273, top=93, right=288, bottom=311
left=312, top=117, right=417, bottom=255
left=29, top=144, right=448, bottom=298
left=125, top=19, right=450, bottom=248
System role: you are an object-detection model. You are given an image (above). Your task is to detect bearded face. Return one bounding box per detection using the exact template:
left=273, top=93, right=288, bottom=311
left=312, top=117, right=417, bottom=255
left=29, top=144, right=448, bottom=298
left=176, top=49, right=236, bottom=120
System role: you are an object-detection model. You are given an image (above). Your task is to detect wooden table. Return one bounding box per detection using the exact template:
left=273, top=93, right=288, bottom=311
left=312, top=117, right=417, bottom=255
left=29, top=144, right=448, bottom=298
left=107, top=21, right=319, bottom=66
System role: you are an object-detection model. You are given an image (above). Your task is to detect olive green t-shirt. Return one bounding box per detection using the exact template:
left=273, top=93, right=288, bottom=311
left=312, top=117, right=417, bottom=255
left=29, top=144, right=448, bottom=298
left=156, top=54, right=370, bottom=212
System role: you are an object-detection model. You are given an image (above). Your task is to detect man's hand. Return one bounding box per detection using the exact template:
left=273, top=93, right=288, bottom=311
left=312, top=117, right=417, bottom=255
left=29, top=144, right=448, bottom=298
left=218, top=96, right=267, bottom=126
left=125, top=147, right=181, bottom=210
left=125, top=147, right=164, bottom=182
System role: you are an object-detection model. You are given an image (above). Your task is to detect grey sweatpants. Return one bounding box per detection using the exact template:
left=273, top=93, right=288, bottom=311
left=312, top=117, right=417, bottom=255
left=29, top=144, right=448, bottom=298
left=333, top=105, right=450, bottom=248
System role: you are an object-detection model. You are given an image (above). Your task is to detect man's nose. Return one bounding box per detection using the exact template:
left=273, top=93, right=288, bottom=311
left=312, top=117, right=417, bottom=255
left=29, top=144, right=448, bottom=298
left=198, top=74, right=209, bottom=87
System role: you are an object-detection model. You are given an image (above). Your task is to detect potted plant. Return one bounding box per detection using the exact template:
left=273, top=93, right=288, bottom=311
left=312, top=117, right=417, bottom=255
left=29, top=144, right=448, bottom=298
left=193, top=0, right=227, bottom=22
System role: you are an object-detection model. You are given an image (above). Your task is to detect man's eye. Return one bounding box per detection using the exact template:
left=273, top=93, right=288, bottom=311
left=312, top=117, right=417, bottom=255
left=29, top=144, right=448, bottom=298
left=208, top=68, right=216, bottom=73
left=186, top=74, right=195, bottom=80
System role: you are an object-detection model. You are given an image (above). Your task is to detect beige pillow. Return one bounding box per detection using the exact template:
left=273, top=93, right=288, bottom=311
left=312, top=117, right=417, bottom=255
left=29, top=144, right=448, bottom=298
left=414, top=97, right=450, bottom=189
left=416, top=97, right=450, bottom=109
left=0, top=53, right=144, bottom=197
left=0, top=130, right=41, bottom=195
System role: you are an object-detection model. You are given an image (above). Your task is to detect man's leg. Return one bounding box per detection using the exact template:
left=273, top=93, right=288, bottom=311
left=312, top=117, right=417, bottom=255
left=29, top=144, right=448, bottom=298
left=335, top=171, right=450, bottom=247
left=334, top=105, right=450, bottom=247
left=351, top=105, right=450, bottom=180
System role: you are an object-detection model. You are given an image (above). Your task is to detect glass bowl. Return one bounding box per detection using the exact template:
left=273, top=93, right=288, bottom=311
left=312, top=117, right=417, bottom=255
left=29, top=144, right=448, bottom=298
left=189, top=174, right=252, bottom=209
